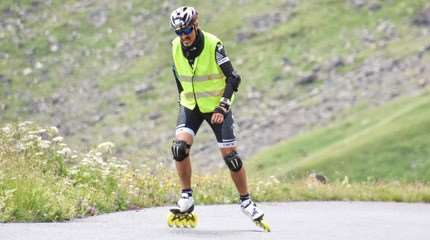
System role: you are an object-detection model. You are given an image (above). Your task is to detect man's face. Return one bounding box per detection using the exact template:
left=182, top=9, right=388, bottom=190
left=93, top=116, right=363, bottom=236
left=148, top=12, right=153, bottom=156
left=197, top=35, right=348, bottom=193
left=177, top=26, right=196, bottom=47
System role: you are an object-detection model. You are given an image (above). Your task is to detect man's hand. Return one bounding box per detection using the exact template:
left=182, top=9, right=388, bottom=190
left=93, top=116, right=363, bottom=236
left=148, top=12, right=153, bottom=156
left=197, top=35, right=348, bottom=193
left=211, top=112, right=224, bottom=124
left=211, top=97, right=231, bottom=125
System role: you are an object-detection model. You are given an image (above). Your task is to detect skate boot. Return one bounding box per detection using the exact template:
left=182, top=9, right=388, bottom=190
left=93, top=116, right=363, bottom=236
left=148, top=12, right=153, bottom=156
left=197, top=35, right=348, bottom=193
left=167, top=193, right=198, bottom=228
left=241, top=199, right=271, bottom=232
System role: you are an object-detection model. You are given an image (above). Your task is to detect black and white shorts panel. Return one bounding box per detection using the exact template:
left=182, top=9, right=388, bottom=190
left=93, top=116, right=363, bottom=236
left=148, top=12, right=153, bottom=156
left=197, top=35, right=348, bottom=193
left=175, top=106, right=237, bottom=148
left=207, top=111, right=237, bottom=148
left=175, top=106, right=204, bottom=137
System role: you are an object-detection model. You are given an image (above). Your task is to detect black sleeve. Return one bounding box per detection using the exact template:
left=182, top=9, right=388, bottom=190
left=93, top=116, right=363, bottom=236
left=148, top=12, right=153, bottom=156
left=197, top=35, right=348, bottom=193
left=215, top=43, right=241, bottom=100
left=172, top=65, right=183, bottom=94
left=220, top=62, right=235, bottom=100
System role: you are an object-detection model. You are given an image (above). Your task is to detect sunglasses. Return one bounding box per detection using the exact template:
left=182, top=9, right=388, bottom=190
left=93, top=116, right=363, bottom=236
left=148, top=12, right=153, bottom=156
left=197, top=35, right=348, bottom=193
left=175, top=26, right=194, bottom=36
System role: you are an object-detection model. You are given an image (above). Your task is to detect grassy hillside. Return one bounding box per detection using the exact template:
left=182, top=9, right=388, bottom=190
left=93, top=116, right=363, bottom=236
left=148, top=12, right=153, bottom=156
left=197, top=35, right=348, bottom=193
left=248, top=89, right=430, bottom=182
left=1, top=121, right=430, bottom=222
left=1, top=0, right=429, bottom=166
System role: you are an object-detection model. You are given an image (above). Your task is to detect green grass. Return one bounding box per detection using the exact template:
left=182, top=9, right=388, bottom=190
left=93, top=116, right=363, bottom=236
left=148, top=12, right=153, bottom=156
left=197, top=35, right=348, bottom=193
left=1, top=0, right=430, bottom=164
left=248, top=89, right=430, bottom=182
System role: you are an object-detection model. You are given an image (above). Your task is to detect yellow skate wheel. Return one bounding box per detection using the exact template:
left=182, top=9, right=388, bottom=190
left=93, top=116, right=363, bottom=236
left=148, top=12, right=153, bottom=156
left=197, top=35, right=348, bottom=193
left=182, top=219, right=190, bottom=228
left=189, top=213, right=198, bottom=228
left=167, top=213, right=176, bottom=227
left=167, top=211, right=198, bottom=228
left=255, top=219, right=271, bottom=232
left=176, top=217, right=186, bottom=228
left=184, top=213, right=197, bottom=228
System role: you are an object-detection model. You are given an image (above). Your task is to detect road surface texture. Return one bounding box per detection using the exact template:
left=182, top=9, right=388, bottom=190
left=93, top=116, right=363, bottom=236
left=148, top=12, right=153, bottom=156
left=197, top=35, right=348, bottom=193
left=1, top=202, right=429, bottom=240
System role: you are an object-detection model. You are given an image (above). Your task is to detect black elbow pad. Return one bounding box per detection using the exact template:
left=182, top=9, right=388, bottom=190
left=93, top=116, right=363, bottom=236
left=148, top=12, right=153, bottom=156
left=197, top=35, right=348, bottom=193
left=230, top=71, right=241, bottom=91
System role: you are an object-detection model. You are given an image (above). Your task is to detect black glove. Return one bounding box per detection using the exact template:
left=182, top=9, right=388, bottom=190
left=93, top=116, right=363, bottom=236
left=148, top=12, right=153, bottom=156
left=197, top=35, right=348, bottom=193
left=214, top=97, right=231, bottom=115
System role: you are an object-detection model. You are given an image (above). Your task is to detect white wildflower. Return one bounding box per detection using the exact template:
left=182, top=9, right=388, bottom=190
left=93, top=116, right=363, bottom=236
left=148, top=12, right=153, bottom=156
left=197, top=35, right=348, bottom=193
left=57, top=147, right=72, bottom=156
left=39, top=140, right=51, bottom=149
left=50, top=44, right=59, bottom=52
left=69, top=167, right=79, bottom=175
left=269, top=175, right=280, bottom=184
left=22, top=68, right=33, bottom=76
left=35, top=61, right=44, bottom=69
left=52, top=136, right=63, bottom=143
left=97, top=141, right=115, bottom=154
left=341, top=176, right=349, bottom=185
left=18, top=121, right=33, bottom=128
left=81, top=157, right=91, bottom=165
left=22, top=134, right=39, bottom=142
left=15, top=142, right=26, bottom=151
left=1, top=125, right=12, bottom=134
left=29, top=129, right=47, bottom=135
left=102, top=168, right=111, bottom=177
left=63, top=179, right=73, bottom=186
left=49, top=126, right=59, bottom=135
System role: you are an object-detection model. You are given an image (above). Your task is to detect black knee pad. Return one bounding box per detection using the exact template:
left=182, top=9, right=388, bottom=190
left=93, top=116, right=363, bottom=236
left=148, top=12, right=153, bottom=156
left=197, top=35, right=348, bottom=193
left=171, top=140, right=191, bottom=161
left=224, top=151, right=242, bottom=172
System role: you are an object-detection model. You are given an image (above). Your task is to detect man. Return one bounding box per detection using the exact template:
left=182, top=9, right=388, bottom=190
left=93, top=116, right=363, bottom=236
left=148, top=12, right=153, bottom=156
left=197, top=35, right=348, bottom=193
left=169, top=6, right=268, bottom=229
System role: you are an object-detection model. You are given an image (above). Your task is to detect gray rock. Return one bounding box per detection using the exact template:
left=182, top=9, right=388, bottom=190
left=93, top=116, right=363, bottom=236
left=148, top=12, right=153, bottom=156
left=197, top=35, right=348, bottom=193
left=418, top=78, right=428, bottom=87
left=418, top=44, right=430, bottom=58
left=247, top=86, right=262, bottom=99
left=47, top=35, right=58, bottom=44
left=0, top=52, right=9, bottom=59
left=297, top=72, right=318, bottom=85
left=90, top=114, right=104, bottom=125
left=325, top=56, right=345, bottom=71
left=125, top=2, right=134, bottom=12
left=237, top=6, right=295, bottom=43
left=149, top=112, right=162, bottom=120
left=236, top=32, right=257, bottom=43
left=31, top=0, right=44, bottom=8
left=368, top=2, right=382, bottom=12
left=86, top=206, right=97, bottom=216
left=376, top=21, right=397, bottom=41
left=24, top=48, right=34, bottom=56
left=282, top=57, right=292, bottom=65
left=272, top=75, right=282, bottom=82
left=51, top=94, right=64, bottom=105
left=251, top=12, right=290, bottom=32
left=361, top=29, right=375, bottom=43
left=89, top=9, right=108, bottom=28
left=0, top=74, right=11, bottom=85
left=135, top=83, right=154, bottom=96
left=332, top=57, right=345, bottom=68
left=413, top=8, right=430, bottom=26
left=0, top=102, right=7, bottom=111
left=349, top=0, right=367, bottom=8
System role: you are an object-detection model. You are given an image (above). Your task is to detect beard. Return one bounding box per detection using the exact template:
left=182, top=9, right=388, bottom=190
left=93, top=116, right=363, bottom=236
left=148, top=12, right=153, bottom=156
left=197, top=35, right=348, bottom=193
left=182, top=36, right=193, bottom=46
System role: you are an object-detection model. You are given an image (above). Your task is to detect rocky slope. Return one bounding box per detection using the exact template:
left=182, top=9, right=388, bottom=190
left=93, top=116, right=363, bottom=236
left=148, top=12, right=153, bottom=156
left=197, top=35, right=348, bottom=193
left=1, top=0, right=429, bottom=169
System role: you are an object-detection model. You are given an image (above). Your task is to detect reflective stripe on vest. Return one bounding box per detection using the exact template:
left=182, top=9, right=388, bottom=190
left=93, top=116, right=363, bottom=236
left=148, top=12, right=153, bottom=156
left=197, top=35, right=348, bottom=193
left=172, top=31, right=228, bottom=113
left=180, top=74, right=225, bottom=82
left=183, top=89, right=224, bottom=100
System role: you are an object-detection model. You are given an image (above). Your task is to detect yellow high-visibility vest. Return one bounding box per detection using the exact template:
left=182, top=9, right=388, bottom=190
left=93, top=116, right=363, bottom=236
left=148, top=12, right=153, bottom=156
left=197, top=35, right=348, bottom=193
left=172, top=31, right=231, bottom=113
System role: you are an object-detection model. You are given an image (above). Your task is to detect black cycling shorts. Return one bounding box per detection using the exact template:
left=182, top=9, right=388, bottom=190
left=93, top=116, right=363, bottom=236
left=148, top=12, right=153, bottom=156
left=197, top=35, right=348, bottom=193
left=176, top=105, right=237, bottom=148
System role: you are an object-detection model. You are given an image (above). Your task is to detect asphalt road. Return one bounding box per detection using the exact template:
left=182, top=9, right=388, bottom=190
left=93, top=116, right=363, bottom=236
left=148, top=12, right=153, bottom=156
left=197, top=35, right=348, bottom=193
left=1, top=202, right=429, bottom=240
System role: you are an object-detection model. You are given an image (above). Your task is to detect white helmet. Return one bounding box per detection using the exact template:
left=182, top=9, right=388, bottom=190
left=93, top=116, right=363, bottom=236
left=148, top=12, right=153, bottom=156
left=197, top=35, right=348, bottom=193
left=170, top=6, right=198, bottom=30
